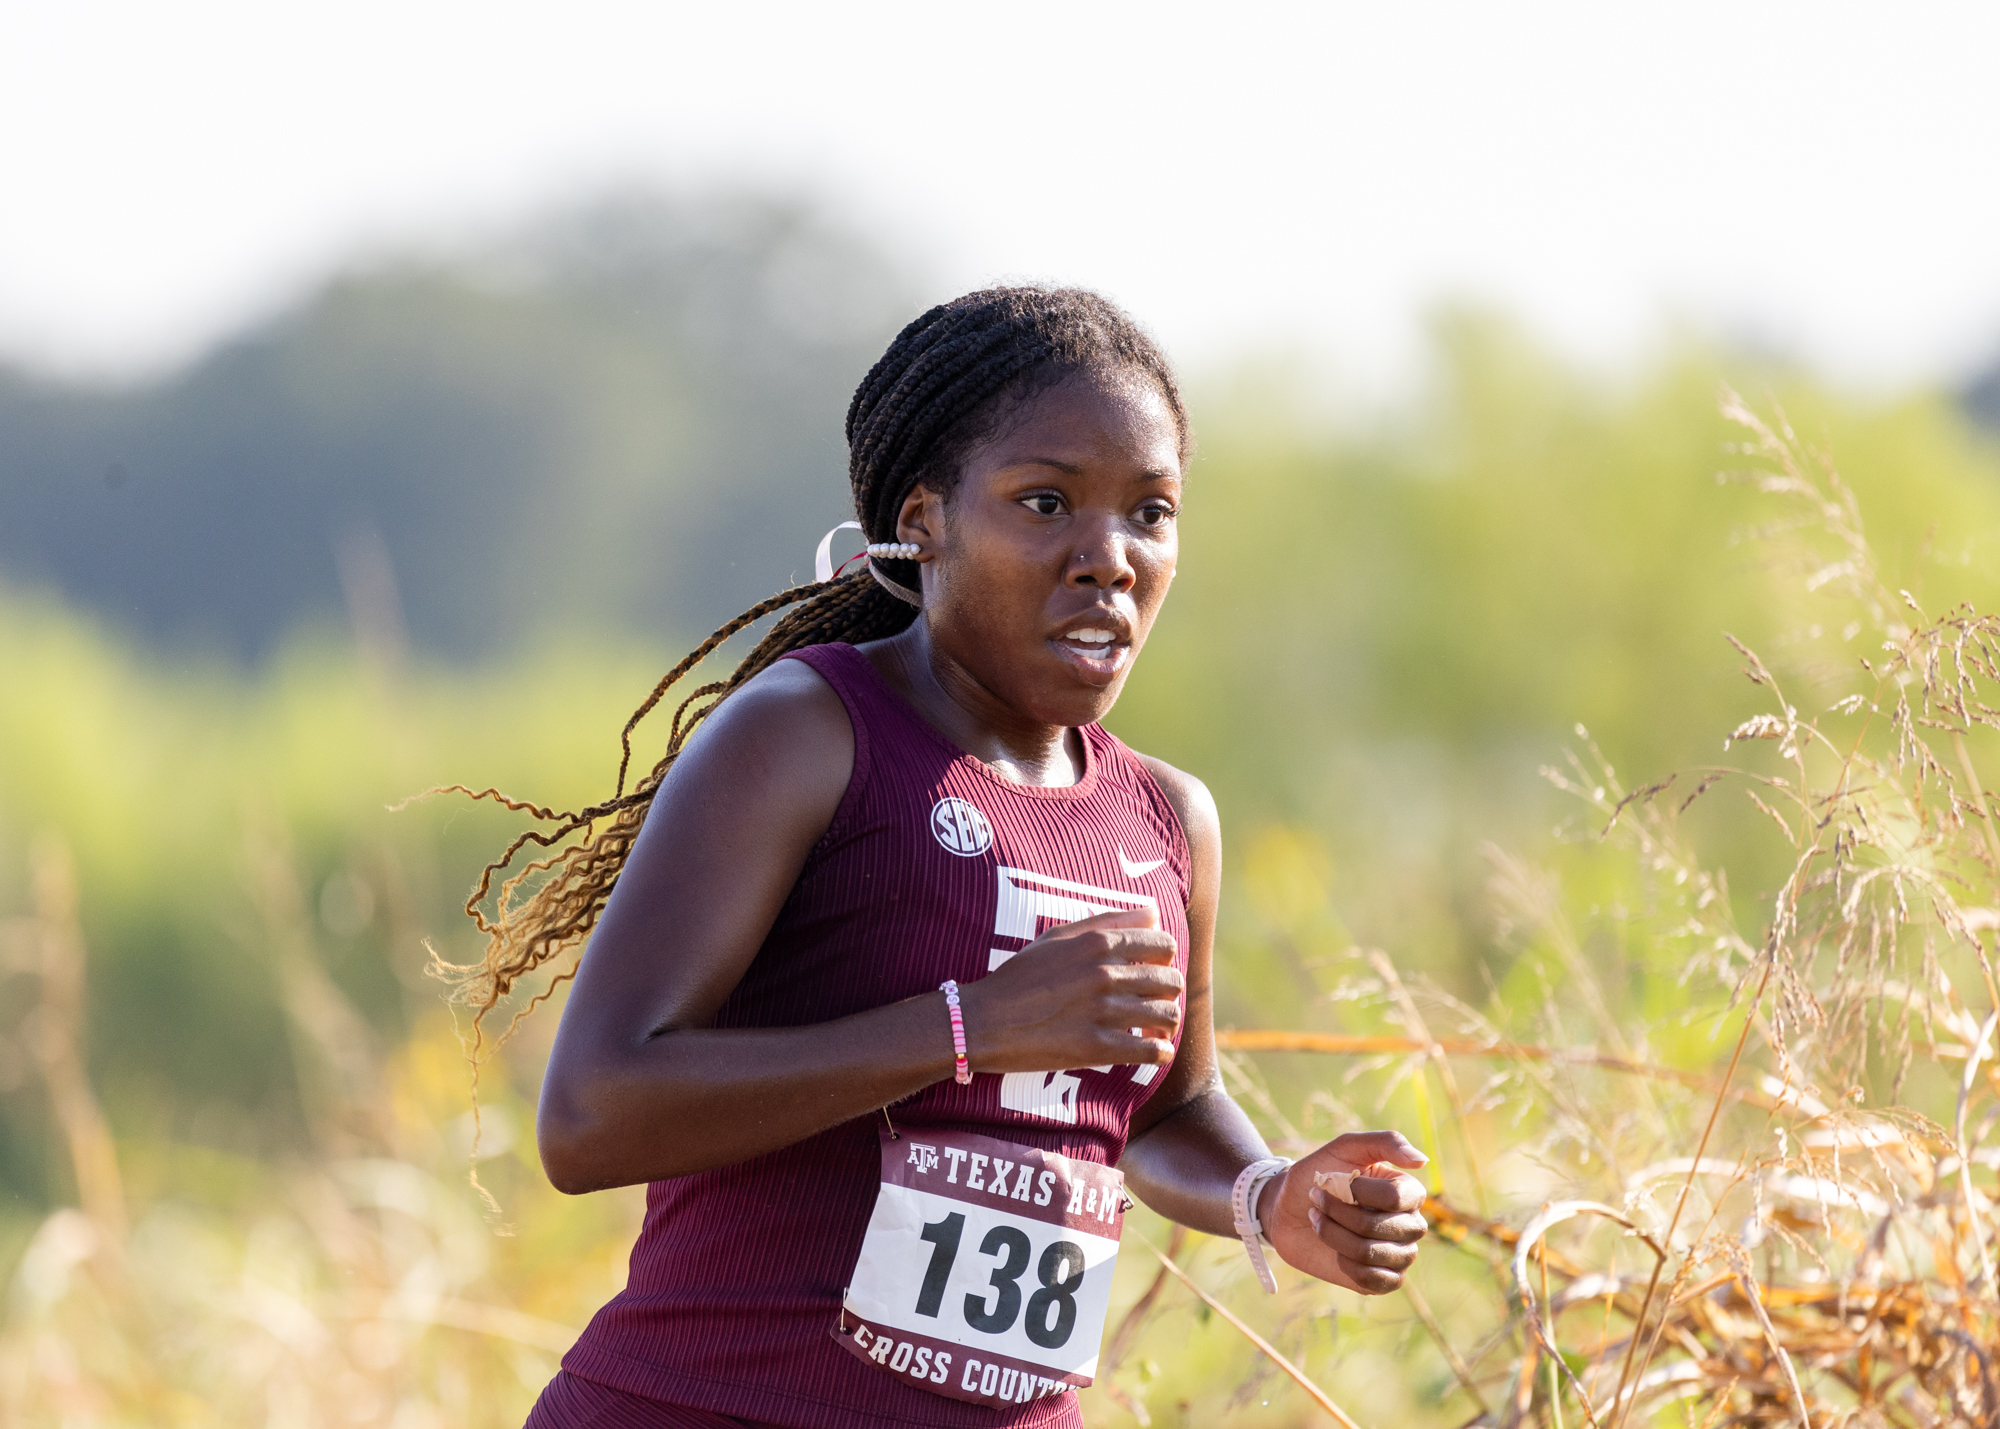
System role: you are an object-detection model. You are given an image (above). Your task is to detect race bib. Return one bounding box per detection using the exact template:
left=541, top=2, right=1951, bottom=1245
left=834, top=1126, right=1125, bottom=1409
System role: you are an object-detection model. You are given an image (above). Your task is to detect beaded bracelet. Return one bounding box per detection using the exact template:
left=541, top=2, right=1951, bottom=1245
left=939, top=980, right=972, bottom=1084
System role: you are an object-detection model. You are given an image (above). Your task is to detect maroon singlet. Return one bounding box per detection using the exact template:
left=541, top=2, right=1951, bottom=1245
left=551, top=642, right=1192, bottom=1428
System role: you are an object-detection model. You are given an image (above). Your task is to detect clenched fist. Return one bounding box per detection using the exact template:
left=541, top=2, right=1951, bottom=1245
left=955, top=906, right=1183, bottom=1073
left=1261, top=1130, right=1429, bottom=1294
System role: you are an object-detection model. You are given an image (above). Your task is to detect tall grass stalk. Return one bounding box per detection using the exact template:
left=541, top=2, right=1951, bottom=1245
left=1202, top=390, right=2000, bottom=1425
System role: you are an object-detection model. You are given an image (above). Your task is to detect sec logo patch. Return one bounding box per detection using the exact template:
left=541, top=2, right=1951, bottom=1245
left=930, top=797, right=994, bottom=857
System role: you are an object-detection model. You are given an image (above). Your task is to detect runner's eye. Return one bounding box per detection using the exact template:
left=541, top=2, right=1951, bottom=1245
left=1023, top=493, right=1064, bottom=517
left=1135, top=502, right=1176, bottom=527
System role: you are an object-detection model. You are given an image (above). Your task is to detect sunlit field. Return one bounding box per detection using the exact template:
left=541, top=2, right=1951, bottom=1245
left=7, top=326, right=2000, bottom=1425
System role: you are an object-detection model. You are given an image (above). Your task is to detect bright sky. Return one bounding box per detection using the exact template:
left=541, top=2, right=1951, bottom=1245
left=3, top=1, right=1997, bottom=390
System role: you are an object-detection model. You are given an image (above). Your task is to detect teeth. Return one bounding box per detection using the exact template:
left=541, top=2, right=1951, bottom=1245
left=1068, top=629, right=1114, bottom=645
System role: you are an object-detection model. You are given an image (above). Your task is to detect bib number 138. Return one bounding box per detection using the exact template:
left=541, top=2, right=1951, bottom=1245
left=836, top=1127, right=1126, bottom=1410
left=917, top=1212, right=1088, bottom=1348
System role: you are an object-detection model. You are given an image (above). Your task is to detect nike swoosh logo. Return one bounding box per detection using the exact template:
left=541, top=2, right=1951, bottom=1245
left=1118, top=847, right=1166, bottom=879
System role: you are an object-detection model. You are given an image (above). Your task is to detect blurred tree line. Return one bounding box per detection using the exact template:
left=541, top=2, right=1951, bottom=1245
left=4, top=189, right=2000, bottom=1226
left=0, top=194, right=908, bottom=660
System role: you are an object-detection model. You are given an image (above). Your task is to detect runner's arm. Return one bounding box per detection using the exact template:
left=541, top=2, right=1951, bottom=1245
left=535, top=658, right=946, bottom=1191
left=1116, top=757, right=1428, bottom=1294
left=1115, top=755, right=1264, bottom=1232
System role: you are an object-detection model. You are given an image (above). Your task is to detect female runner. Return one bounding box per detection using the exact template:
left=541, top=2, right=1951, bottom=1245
left=455, top=288, right=1430, bottom=1428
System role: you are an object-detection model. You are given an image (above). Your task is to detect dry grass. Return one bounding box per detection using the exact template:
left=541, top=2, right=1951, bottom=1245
left=1181, top=390, right=2000, bottom=1426
left=1501, top=389, right=2000, bottom=1427
left=0, top=832, right=635, bottom=1429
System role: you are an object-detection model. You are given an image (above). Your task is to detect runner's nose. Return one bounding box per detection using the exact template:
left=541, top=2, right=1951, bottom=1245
left=1065, top=517, right=1135, bottom=593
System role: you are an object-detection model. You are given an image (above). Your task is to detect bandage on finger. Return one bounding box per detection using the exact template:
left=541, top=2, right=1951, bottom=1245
left=1315, top=1161, right=1405, bottom=1206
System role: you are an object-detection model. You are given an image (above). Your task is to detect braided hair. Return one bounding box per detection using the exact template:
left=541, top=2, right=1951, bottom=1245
left=432, top=286, right=1187, bottom=1059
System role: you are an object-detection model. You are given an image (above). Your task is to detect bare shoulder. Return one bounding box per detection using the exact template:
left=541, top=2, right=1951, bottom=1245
left=666, top=655, right=854, bottom=818
left=709, top=653, right=848, bottom=728
left=1132, top=752, right=1220, bottom=864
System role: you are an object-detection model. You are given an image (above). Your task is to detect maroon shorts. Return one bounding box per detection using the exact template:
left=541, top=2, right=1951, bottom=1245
left=524, top=1371, right=785, bottom=1429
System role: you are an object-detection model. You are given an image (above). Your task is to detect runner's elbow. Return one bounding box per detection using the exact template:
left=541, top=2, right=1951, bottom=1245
left=536, top=1070, right=628, bottom=1193
left=536, top=1070, right=704, bottom=1190
left=537, top=1104, right=600, bottom=1194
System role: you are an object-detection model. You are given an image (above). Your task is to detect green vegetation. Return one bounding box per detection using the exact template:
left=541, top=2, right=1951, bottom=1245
left=4, top=308, right=2000, bottom=1424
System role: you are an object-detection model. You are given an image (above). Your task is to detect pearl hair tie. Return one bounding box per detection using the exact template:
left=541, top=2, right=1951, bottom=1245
left=811, top=521, right=925, bottom=608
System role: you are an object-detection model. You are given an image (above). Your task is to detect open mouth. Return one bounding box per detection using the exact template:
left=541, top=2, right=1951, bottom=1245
left=1050, top=621, right=1132, bottom=681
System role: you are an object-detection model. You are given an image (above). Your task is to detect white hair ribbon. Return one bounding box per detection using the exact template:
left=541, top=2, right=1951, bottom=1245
left=869, top=562, right=924, bottom=607
left=813, top=520, right=862, bottom=583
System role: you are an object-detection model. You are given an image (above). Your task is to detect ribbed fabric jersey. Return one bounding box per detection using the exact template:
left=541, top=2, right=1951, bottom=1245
left=560, top=641, right=1192, bottom=1429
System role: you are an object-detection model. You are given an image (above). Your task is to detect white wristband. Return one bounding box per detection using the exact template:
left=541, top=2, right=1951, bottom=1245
left=1230, top=1157, right=1292, bottom=1294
